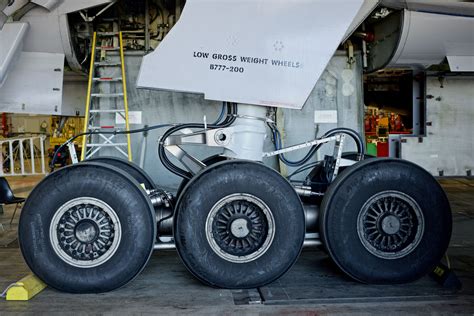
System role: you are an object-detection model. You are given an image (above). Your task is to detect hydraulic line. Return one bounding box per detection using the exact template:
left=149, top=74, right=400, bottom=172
left=212, top=102, right=227, bottom=125
left=269, top=124, right=365, bottom=167
left=53, top=105, right=360, bottom=179
left=158, top=103, right=237, bottom=180
left=50, top=103, right=237, bottom=174
left=50, top=123, right=175, bottom=170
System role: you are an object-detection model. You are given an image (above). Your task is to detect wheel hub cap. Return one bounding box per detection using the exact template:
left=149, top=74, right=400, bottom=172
left=380, top=214, right=401, bottom=235
left=357, top=191, right=424, bottom=260
left=206, top=193, right=275, bottom=263
left=50, top=197, right=122, bottom=268
left=74, top=220, right=99, bottom=243
left=230, top=218, right=250, bottom=238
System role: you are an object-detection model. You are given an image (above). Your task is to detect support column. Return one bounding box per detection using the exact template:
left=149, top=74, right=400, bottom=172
left=222, top=104, right=267, bottom=161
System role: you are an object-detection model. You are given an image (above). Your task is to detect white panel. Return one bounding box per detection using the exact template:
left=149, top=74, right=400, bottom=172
left=137, top=0, right=364, bottom=109
left=61, top=79, right=87, bottom=116
left=58, top=0, right=115, bottom=14
left=381, top=0, right=474, bottom=17
left=6, top=0, right=114, bottom=15
left=32, top=0, right=60, bottom=10
left=21, top=8, right=64, bottom=54
left=2, top=0, right=29, bottom=16
left=0, top=52, right=64, bottom=115
left=401, top=77, right=474, bottom=176
left=447, top=56, right=474, bottom=72
left=391, top=10, right=474, bottom=67
left=0, top=23, right=29, bottom=87
left=0, top=12, right=7, bottom=29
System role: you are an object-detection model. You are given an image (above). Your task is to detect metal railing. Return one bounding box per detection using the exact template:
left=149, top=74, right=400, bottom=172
left=0, top=136, right=47, bottom=176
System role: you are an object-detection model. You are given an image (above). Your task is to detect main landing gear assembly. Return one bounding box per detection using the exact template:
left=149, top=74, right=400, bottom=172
left=18, top=104, right=452, bottom=293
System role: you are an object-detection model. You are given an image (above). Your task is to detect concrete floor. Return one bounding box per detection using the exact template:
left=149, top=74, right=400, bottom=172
left=0, top=176, right=473, bottom=315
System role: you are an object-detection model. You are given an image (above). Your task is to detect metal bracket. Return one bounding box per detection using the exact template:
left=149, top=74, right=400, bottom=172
left=345, top=40, right=355, bottom=68
left=0, top=1, right=8, bottom=30
left=79, top=1, right=117, bottom=22
left=164, top=145, right=205, bottom=175
left=67, top=142, right=79, bottom=165
left=0, top=12, right=6, bottom=30
left=165, top=127, right=233, bottom=148
left=263, top=134, right=347, bottom=182
left=263, top=135, right=339, bottom=158
left=164, top=127, right=231, bottom=175
left=0, top=0, right=11, bottom=11
left=331, top=134, right=345, bottom=181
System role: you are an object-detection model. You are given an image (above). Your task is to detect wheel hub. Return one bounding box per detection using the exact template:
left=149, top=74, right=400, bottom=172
left=206, top=193, right=275, bottom=263
left=357, top=191, right=424, bottom=259
left=380, top=214, right=401, bottom=235
left=230, top=218, right=250, bottom=238
left=50, top=197, right=122, bottom=268
left=74, top=220, right=99, bottom=243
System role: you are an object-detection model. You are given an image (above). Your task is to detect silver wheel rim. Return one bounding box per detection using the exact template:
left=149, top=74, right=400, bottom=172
left=205, top=193, right=275, bottom=263
left=357, top=190, right=424, bottom=260
left=49, top=197, right=122, bottom=268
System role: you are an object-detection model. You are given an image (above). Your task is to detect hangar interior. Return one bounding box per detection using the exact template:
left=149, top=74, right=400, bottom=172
left=0, top=0, right=473, bottom=314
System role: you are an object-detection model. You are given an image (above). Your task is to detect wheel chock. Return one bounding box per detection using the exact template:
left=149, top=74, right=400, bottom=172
left=430, top=263, right=462, bottom=290
left=5, top=274, right=47, bottom=301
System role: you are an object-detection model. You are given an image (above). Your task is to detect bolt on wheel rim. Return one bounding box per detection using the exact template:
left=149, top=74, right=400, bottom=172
left=357, top=191, right=424, bottom=260
left=206, top=193, right=275, bottom=263
left=50, top=197, right=122, bottom=268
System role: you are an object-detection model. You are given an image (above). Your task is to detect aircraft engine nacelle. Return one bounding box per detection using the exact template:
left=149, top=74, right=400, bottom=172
left=365, top=4, right=474, bottom=72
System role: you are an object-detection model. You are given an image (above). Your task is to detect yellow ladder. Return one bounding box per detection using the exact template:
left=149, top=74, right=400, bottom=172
left=81, top=32, right=132, bottom=161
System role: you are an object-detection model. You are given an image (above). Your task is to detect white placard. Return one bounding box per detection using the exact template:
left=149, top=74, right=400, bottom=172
left=314, top=110, right=338, bottom=124
left=116, top=111, right=142, bottom=125
left=137, top=0, right=365, bottom=109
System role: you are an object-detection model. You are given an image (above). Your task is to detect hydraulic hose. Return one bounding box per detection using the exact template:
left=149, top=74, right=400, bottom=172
left=50, top=123, right=175, bottom=171
left=271, top=125, right=365, bottom=167
left=157, top=103, right=238, bottom=180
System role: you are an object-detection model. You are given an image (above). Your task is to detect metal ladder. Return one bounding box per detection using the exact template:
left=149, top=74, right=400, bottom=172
left=81, top=32, right=132, bottom=161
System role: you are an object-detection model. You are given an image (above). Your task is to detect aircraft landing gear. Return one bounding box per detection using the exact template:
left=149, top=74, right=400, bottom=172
left=18, top=103, right=452, bottom=293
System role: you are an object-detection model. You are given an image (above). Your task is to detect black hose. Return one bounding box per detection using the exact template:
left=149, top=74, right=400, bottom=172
left=270, top=125, right=365, bottom=167
left=287, top=161, right=320, bottom=180
left=50, top=123, right=174, bottom=171
left=157, top=103, right=238, bottom=180
left=212, top=102, right=227, bottom=125
left=51, top=103, right=237, bottom=176
left=323, top=127, right=365, bottom=156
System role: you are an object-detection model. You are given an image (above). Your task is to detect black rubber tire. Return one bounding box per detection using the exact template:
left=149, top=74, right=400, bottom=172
left=174, top=160, right=305, bottom=289
left=320, top=158, right=452, bottom=284
left=175, top=154, right=227, bottom=197
left=341, top=152, right=375, bottom=161
left=85, top=156, right=156, bottom=190
left=19, top=163, right=156, bottom=293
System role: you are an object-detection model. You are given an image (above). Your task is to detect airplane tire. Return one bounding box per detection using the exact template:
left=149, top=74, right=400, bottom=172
left=19, top=163, right=156, bottom=293
left=175, top=154, right=227, bottom=198
left=85, top=156, right=156, bottom=190
left=174, top=160, right=305, bottom=288
left=320, top=158, right=452, bottom=284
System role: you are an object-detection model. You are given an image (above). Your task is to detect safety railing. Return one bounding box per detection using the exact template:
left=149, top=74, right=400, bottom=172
left=0, top=136, right=47, bottom=176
